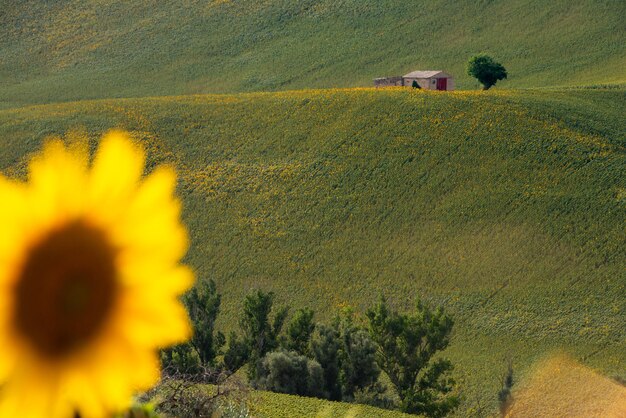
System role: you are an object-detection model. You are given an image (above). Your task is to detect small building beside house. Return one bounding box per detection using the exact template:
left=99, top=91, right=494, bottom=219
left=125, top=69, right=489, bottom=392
left=374, top=70, right=455, bottom=91
left=373, top=76, right=404, bottom=87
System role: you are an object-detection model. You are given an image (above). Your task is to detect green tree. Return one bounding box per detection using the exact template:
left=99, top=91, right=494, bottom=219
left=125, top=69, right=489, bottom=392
left=367, top=296, right=458, bottom=417
left=466, top=54, right=507, bottom=90
left=311, top=323, right=342, bottom=401
left=336, top=311, right=380, bottom=401
left=222, top=331, right=249, bottom=373
left=240, top=290, right=288, bottom=380
left=284, top=308, right=316, bottom=355
left=310, top=312, right=380, bottom=402
left=160, top=343, right=202, bottom=375
left=185, top=279, right=224, bottom=367
left=412, top=80, right=420, bottom=89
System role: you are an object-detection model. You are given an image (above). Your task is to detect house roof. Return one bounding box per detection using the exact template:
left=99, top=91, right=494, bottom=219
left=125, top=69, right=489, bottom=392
left=403, top=70, right=450, bottom=78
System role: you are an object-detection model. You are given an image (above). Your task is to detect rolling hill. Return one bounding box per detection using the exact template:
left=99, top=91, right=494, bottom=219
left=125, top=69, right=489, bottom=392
left=0, top=87, right=624, bottom=415
left=1, top=0, right=625, bottom=108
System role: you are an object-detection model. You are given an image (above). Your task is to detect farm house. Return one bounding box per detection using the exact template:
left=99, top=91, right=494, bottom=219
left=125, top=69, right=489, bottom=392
left=374, top=70, right=455, bottom=91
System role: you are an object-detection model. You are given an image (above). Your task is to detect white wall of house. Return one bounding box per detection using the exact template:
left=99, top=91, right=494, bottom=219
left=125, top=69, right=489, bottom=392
left=404, top=78, right=431, bottom=89
left=403, top=77, right=454, bottom=91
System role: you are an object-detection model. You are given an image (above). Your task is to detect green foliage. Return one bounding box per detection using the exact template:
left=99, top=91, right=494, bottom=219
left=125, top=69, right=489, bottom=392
left=240, top=290, right=288, bottom=380
left=353, top=382, right=395, bottom=410
left=408, top=359, right=458, bottom=418
left=335, top=311, right=381, bottom=401
left=412, top=80, right=420, bottom=89
left=467, top=54, right=508, bottom=90
left=224, top=331, right=250, bottom=373
left=284, top=308, right=316, bottom=355
left=1, top=0, right=625, bottom=107
left=257, top=350, right=325, bottom=398
left=161, top=343, right=202, bottom=376
left=311, top=324, right=342, bottom=401
left=185, top=278, right=225, bottom=367
left=367, top=296, right=458, bottom=416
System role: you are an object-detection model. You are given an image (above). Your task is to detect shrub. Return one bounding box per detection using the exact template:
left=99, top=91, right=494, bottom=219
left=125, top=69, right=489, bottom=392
left=354, top=381, right=395, bottom=410
left=161, top=343, right=202, bottom=376
left=153, top=371, right=248, bottom=418
left=257, top=350, right=325, bottom=397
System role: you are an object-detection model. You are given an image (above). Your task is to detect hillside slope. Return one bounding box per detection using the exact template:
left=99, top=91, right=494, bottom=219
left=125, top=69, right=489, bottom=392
left=0, top=88, right=624, bottom=415
left=1, top=0, right=625, bottom=107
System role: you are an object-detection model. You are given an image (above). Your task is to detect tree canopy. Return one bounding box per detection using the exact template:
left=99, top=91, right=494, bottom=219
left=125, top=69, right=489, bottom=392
left=466, top=54, right=508, bottom=90
left=185, top=279, right=224, bottom=367
left=367, top=296, right=458, bottom=417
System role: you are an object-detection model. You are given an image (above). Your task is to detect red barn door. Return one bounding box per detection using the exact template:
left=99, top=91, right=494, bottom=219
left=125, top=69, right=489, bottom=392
left=436, top=78, right=447, bottom=90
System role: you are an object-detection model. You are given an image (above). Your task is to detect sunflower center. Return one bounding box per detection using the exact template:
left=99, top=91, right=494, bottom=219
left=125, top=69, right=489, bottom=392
left=14, top=220, right=118, bottom=359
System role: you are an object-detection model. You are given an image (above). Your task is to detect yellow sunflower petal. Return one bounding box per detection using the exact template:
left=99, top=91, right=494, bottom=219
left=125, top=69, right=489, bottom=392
left=61, top=340, right=158, bottom=416
left=58, top=373, right=105, bottom=418
left=0, top=179, right=27, bottom=381
left=117, top=289, right=192, bottom=348
left=88, top=130, right=145, bottom=223
left=112, top=165, right=188, bottom=266
left=0, top=333, right=15, bottom=381
left=92, top=341, right=160, bottom=401
left=0, top=364, right=62, bottom=418
left=121, top=263, right=195, bottom=295
left=0, top=176, right=27, bottom=262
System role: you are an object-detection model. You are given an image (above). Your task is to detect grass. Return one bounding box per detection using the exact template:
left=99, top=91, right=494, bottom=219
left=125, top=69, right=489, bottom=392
left=0, top=87, right=624, bottom=416
left=152, top=382, right=414, bottom=418
left=1, top=0, right=625, bottom=107
left=249, top=390, right=414, bottom=418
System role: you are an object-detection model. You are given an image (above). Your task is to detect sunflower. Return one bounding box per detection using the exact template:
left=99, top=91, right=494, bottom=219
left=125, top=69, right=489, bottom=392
left=0, top=131, right=194, bottom=418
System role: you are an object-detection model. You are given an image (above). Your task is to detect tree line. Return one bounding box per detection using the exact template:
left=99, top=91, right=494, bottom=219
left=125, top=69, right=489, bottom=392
left=162, top=280, right=459, bottom=417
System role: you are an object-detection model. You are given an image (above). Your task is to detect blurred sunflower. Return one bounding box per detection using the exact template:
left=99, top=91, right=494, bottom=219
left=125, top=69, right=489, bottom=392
left=0, top=131, right=194, bottom=418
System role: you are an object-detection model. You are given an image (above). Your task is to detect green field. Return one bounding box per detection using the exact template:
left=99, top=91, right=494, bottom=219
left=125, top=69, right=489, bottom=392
left=1, top=0, right=625, bottom=108
left=0, top=87, right=624, bottom=416
left=249, top=389, right=414, bottom=418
